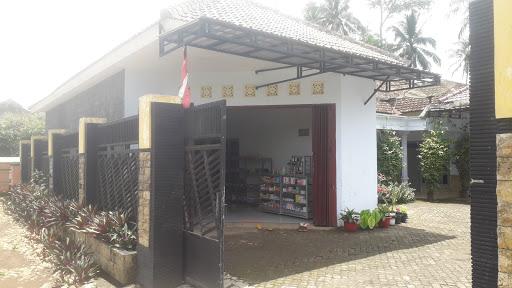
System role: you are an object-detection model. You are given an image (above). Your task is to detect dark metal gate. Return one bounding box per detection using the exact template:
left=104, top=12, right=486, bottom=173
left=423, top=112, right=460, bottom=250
left=183, top=100, right=226, bottom=288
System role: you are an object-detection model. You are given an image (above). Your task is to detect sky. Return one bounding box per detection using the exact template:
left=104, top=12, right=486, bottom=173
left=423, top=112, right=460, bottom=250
left=0, top=0, right=465, bottom=108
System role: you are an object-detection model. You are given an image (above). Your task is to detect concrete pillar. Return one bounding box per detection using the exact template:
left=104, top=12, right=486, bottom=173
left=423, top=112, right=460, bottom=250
left=497, top=133, right=512, bottom=287
left=47, top=129, right=67, bottom=194
left=78, top=118, right=106, bottom=205
left=400, top=131, right=409, bottom=183
left=136, top=95, right=185, bottom=288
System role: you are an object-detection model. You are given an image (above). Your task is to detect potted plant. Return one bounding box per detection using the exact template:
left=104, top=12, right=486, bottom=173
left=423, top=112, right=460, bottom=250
left=378, top=205, right=391, bottom=228
left=398, top=205, right=408, bottom=223
left=340, top=209, right=359, bottom=232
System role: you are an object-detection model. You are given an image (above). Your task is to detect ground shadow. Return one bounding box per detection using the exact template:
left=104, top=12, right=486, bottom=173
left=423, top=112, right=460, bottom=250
left=224, top=225, right=455, bottom=284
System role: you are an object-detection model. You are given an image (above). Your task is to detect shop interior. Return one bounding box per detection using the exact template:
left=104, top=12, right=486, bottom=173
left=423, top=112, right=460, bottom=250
left=225, top=106, right=314, bottom=224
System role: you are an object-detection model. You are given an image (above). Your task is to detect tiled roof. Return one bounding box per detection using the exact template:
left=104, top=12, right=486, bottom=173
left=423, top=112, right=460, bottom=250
left=376, top=80, right=468, bottom=115
left=165, top=0, right=405, bottom=66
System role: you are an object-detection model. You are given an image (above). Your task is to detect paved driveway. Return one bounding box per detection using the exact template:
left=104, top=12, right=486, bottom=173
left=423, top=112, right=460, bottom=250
left=224, top=201, right=471, bottom=288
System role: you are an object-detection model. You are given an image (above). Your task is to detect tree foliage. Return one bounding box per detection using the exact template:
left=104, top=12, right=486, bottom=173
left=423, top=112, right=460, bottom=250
left=452, top=129, right=470, bottom=197
left=0, top=112, right=46, bottom=156
left=304, top=0, right=366, bottom=37
left=451, top=39, right=470, bottom=83
left=390, top=11, right=440, bottom=70
left=418, top=124, right=450, bottom=201
left=367, top=0, right=432, bottom=46
left=377, top=130, right=403, bottom=183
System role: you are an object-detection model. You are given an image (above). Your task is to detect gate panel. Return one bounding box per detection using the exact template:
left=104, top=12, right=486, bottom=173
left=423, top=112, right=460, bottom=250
left=61, top=148, right=79, bottom=200
left=184, top=100, right=226, bottom=288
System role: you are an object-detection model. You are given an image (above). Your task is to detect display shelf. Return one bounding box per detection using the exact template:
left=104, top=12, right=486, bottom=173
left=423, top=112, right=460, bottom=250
left=258, top=170, right=312, bottom=220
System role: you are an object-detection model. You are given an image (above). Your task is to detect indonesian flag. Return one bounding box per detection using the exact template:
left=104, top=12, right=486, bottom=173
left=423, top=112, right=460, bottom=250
left=179, top=46, right=191, bottom=108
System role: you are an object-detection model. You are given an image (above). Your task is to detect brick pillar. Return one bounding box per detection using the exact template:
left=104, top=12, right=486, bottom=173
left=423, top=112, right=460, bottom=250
left=136, top=95, right=185, bottom=288
left=30, top=136, right=48, bottom=176
left=78, top=118, right=106, bottom=205
left=48, top=129, right=67, bottom=194
left=19, top=140, right=31, bottom=183
left=497, top=133, right=512, bottom=287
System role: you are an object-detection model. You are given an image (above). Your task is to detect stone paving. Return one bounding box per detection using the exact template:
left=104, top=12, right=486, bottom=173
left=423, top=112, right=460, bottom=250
left=224, top=201, right=471, bottom=288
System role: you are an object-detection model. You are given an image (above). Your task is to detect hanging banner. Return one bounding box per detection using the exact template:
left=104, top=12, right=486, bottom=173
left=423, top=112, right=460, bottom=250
left=495, top=0, right=512, bottom=119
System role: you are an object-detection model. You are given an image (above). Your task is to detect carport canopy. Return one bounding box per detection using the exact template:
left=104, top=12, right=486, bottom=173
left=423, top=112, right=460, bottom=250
left=159, top=0, right=440, bottom=96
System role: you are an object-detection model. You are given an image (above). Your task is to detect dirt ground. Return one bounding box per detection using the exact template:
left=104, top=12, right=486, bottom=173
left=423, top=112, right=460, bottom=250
left=0, top=204, right=54, bottom=288
left=224, top=201, right=471, bottom=287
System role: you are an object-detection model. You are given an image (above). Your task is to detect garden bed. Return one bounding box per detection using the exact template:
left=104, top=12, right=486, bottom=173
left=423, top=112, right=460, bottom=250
left=68, top=229, right=136, bottom=285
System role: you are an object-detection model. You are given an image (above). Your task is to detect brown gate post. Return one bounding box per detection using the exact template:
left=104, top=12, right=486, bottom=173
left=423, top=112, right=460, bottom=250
left=19, top=140, right=31, bottom=183
left=136, top=95, right=184, bottom=288
left=78, top=118, right=106, bottom=205
left=48, top=129, right=67, bottom=194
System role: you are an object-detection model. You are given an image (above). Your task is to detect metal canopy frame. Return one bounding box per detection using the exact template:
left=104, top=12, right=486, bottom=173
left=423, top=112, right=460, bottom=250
left=159, top=17, right=440, bottom=95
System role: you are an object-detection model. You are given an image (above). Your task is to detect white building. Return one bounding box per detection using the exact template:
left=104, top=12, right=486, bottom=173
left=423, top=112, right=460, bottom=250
left=30, top=0, right=439, bottom=226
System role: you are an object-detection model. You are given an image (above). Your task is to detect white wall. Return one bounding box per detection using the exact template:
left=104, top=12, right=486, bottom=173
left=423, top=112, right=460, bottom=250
left=338, top=77, right=378, bottom=217
left=227, top=108, right=312, bottom=170
left=122, top=46, right=378, bottom=224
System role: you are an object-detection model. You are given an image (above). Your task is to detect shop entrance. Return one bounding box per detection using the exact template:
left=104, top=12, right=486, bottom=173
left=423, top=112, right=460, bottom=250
left=224, top=104, right=336, bottom=226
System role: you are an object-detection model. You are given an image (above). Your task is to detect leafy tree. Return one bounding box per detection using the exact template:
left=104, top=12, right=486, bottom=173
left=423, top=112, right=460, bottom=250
left=390, top=11, right=441, bottom=70
left=367, top=0, right=432, bottom=47
left=450, top=39, right=470, bottom=83
left=452, top=129, right=470, bottom=198
left=418, top=124, right=450, bottom=201
left=0, top=112, right=46, bottom=156
left=304, top=0, right=366, bottom=37
left=377, top=130, right=403, bottom=183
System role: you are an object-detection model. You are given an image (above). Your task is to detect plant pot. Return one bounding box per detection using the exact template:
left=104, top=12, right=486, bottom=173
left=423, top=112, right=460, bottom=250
left=389, top=216, right=396, bottom=226
left=395, top=212, right=402, bottom=224
left=402, top=214, right=408, bottom=223
left=379, top=216, right=391, bottom=228
left=344, top=221, right=358, bottom=232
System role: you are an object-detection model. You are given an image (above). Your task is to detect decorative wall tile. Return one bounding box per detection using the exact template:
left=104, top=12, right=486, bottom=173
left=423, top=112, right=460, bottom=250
left=312, top=80, right=324, bottom=95
left=288, top=82, right=300, bottom=96
left=201, top=85, right=212, bottom=98
left=222, top=85, right=234, bottom=98
left=266, top=84, right=278, bottom=96
left=245, top=84, right=256, bottom=97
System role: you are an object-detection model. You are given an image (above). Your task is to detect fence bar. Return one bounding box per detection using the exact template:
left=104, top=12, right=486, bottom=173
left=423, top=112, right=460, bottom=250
left=48, top=129, right=67, bottom=194
left=19, top=140, right=31, bottom=183
left=30, top=136, right=48, bottom=178
left=78, top=118, right=106, bottom=205
left=136, top=95, right=185, bottom=288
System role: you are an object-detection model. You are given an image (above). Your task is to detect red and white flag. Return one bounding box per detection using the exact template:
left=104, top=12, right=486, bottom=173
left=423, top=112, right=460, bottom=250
left=179, top=46, right=191, bottom=108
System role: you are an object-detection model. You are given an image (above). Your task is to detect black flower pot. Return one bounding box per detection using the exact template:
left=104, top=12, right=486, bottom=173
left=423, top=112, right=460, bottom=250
left=395, top=212, right=402, bottom=224
left=402, top=214, right=408, bottom=223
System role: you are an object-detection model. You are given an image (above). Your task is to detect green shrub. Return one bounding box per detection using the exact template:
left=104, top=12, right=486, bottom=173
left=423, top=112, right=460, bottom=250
left=418, top=123, right=450, bottom=201
left=377, top=130, right=403, bottom=183
left=379, top=182, right=415, bottom=206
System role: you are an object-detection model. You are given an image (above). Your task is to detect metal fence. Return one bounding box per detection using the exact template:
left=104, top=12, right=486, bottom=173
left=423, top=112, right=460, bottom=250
left=95, top=116, right=139, bottom=219
left=60, top=148, right=79, bottom=200
left=56, top=132, right=79, bottom=200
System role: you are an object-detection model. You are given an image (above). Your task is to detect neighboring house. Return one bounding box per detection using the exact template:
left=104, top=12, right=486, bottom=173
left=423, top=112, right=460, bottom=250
left=0, top=157, right=20, bottom=192
left=376, top=80, right=470, bottom=199
left=29, top=0, right=439, bottom=226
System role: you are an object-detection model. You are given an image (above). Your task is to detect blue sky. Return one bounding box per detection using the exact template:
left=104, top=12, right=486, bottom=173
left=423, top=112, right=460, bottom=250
left=0, top=0, right=465, bottom=107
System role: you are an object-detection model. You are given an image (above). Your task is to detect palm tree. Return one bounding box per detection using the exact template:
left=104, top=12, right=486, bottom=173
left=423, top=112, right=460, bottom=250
left=390, top=11, right=440, bottom=70
left=449, top=0, right=469, bottom=39
left=304, top=0, right=366, bottom=37
left=451, top=39, right=470, bottom=83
